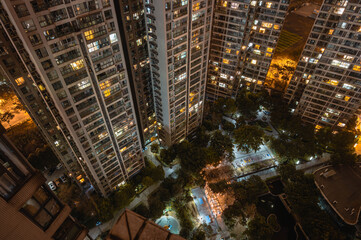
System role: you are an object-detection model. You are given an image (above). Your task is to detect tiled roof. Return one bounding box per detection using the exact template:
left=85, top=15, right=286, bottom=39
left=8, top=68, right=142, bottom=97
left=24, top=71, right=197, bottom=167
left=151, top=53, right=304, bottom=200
left=106, top=209, right=185, bottom=240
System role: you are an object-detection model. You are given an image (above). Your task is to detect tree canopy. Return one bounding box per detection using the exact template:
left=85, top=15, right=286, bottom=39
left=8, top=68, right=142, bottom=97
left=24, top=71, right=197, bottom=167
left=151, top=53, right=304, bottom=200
left=234, top=125, right=264, bottom=153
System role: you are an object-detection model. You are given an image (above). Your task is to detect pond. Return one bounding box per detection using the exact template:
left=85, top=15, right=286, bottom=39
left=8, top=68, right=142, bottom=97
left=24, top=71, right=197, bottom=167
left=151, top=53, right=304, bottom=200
left=257, top=194, right=299, bottom=240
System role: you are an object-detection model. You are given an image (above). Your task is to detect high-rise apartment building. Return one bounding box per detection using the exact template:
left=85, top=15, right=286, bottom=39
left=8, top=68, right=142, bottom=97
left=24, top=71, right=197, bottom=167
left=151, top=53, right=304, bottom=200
left=0, top=124, right=89, bottom=240
left=0, top=0, right=144, bottom=196
left=114, top=0, right=157, bottom=146
left=144, top=0, right=213, bottom=146
left=207, top=0, right=289, bottom=100
left=285, top=0, right=361, bottom=128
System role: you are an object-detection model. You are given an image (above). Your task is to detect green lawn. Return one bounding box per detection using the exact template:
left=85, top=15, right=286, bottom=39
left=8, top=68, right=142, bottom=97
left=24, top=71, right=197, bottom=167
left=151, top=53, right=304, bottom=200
left=276, top=30, right=303, bottom=53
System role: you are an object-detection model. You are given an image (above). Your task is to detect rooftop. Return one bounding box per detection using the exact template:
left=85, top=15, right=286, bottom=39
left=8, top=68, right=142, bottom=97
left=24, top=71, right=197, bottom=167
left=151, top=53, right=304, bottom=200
left=106, top=209, right=185, bottom=240
left=314, top=164, right=361, bottom=225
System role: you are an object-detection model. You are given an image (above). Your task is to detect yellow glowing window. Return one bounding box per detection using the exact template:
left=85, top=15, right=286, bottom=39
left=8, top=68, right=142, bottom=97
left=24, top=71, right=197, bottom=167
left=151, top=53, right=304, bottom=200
left=79, top=178, right=85, bottom=183
left=226, top=48, right=231, bottom=53
left=255, top=45, right=260, bottom=49
left=70, top=60, right=84, bottom=70
left=99, top=80, right=111, bottom=90
left=358, top=27, right=361, bottom=32
left=315, top=125, right=322, bottom=130
left=222, top=1, right=227, bottom=7
left=266, top=2, right=272, bottom=8
left=353, top=65, right=361, bottom=72
left=266, top=53, right=272, bottom=57
left=120, top=146, right=127, bottom=152
left=15, top=77, right=25, bottom=86
left=261, top=22, right=273, bottom=28
left=320, top=48, right=325, bottom=53
left=251, top=59, right=257, bottom=65
left=38, top=84, right=45, bottom=91
left=180, top=107, right=185, bottom=113
left=266, top=47, right=273, bottom=52
left=223, top=59, right=229, bottom=64
left=328, top=29, right=334, bottom=35
left=344, top=96, right=350, bottom=101
left=103, top=89, right=111, bottom=97
left=252, top=26, right=258, bottom=30
left=211, top=80, right=217, bottom=85
left=193, top=2, right=200, bottom=11
left=259, top=28, right=266, bottom=33
left=84, top=30, right=94, bottom=40
left=236, top=50, right=239, bottom=55
left=257, top=80, right=263, bottom=85
left=274, top=25, right=280, bottom=30
left=214, top=67, right=219, bottom=71
left=126, top=16, right=130, bottom=21
left=325, top=79, right=338, bottom=86
left=337, top=122, right=346, bottom=127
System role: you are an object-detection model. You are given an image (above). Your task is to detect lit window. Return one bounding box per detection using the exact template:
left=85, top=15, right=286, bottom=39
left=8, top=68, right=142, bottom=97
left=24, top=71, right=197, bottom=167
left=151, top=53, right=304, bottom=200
left=273, top=25, right=280, bottom=30
left=353, top=65, right=361, bottom=72
left=259, top=28, right=266, bottom=33
left=253, top=50, right=261, bottom=55
left=15, top=77, right=25, bottom=86
left=337, top=122, right=346, bottom=127
left=70, top=60, right=84, bottom=70
left=38, top=84, right=45, bottom=91
left=223, top=59, right=229, bottom=64
left=328, top=29, right=334, bottom=35
left=335, top=94, right=343, bottom=99
left=261, top=22, right=273, bottom=28
left=331, top=60, right=350, bottom=69
left=136, top=39, right=142, bottom=46
left=251, top=59, right=257, bottom=65
left=109, top=33, right=118, bottom=43
left=343, top=83, right=355, bottom=90
left=84, top=30, right=94, bottom=40
left=344, top=96, right=350, bottom=101
left=220, top=73, right=228, bottom=79
left=252, top=26, right=258, bottom=30
left=266, top=47, right=273, bottom=52
left=251, top=1, right=256, bottom=6
left=257, top=80, right=263, bottom=85
left=255, top=45, right=260, bottom=49
left=222, top=1, right=227, bottom=7
left=325, top=79, right=338, bottom=86
left=193, top=2, right=200, bottom=11
left=231, top=3, right=239, bottom=9
left=334, top=7, right=345, bottom=15
left=266, top=53, right=271, bottom=57
left=225, top=48, right=231, bottom=53
left=103, top=89, right=111, bottom=97
left=266, top=2, right=272, bottom=8
left=99, top=80, right=111, bottom=90
left=219, top=83, right=226, bottom=88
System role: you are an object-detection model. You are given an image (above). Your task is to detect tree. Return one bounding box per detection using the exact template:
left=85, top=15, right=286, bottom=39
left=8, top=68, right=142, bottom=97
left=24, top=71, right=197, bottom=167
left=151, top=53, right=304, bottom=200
left=28, top=145, right=59, bottom=170
left=142, top=176, right=154, bottom=187
left=222, top=120, right=235, bottom=133
left=0, top=111, right=14, bottom=128
left=96, top=198, right=114, bottom=222
left=193, top=126, right=210, bottom=148
left=208, top=180, right=228, bottom=193
left=236, top=89, right=261, bottom=119
left=330, top=152, right=358, bottom=166
left=57, top=183, right=80, bottom=206
left=244, top=215, right=273, bottom=240
left=151, top=143, right=159, bottom=153
left=210, top=130, right=233, bottom=158
left=191, top=228, right=206, bottom=240
left=234, top=125, right=264, bottom=153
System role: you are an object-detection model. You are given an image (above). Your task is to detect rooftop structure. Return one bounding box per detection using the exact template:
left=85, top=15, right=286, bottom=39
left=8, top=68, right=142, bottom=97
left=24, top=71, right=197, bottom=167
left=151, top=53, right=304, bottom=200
left=106, top=209, right=185, bottom=240
left=0, top=124, right=89, bottom=240
left=314, top=164, right=361, bottom=225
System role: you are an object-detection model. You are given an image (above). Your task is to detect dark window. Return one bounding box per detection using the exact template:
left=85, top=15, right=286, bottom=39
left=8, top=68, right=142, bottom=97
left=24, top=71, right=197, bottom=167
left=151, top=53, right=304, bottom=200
left=21, top=186, right=62, bottom=230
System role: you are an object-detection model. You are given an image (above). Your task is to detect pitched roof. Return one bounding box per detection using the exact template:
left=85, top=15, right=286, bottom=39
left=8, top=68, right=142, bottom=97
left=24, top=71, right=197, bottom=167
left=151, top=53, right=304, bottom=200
left=106, top=209, right=185, bottom=240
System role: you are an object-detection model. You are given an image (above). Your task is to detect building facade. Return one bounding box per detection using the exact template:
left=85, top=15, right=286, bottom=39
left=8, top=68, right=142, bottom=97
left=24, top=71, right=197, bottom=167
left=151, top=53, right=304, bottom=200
left=285, top=0, right=361, bottom=128
left=207, top=0, right=289, bottom=100
left=0, top=0, right=144, bottom=196
left=114, top=0, right=157, bottom=147
left=144, top=0, right=213, bottom=146
left=0, top=125, right=89, bottom=240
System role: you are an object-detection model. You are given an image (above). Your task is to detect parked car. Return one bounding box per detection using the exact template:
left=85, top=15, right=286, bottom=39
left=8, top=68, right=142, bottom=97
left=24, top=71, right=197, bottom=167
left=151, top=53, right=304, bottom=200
left=56, top=163, right=63, bottom=170
left=48, top=181, right=56, bottom=191
left=54, top=179, right=61, bottom=186
left=60, top=175, right=67, bottom=183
